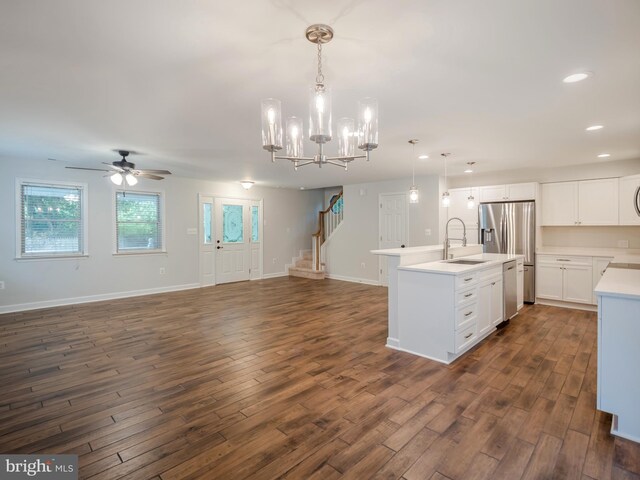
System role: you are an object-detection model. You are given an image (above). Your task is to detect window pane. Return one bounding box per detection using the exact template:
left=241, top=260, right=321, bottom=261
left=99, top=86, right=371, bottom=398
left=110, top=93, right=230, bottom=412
left=222, top=204, right=243, bottom=243
left=251, top=206, right=259, bottom=242
left=116, top=192, right=162, bottom=252
left=203, top=203, right=212, bottom=244
left=22, top=184, right=83, bottom=255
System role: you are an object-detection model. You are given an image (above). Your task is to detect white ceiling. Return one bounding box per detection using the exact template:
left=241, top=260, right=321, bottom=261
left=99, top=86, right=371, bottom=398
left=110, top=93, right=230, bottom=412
left=1, top=0, right=639, bottom=189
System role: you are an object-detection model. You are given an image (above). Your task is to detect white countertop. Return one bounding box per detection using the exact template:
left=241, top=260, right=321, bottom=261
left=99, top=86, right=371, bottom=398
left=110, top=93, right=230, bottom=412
left=371, top=244, right=481, bottom=256
left=398, top=253, right=524, bottom=275
left=595, top=254, right=640, bottom=300
left=537, top=246, right=640, bottom=257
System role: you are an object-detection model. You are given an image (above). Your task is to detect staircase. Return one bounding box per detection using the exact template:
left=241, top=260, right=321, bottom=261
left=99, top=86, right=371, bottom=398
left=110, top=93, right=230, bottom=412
left=288, top=250, right=325, bottom=279
left=288, top=190, right=343, bottom=280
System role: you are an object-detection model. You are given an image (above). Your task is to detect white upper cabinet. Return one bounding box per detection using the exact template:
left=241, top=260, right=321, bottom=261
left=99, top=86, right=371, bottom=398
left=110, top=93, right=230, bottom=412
left=541, top=182, right=579, bottom=225
left=578, top=178, right=619, bottom=225
left=479, top=183, right=536, bottom=202
left=541, top=178, right=619, bottom=226
left=619, top=174, right=640, bottom=225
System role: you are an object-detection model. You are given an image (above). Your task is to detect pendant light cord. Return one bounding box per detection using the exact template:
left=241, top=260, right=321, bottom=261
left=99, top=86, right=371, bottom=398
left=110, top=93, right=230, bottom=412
left=412, top=142, right=416, bottom=184
left=316, top=42, right=324, bottom=85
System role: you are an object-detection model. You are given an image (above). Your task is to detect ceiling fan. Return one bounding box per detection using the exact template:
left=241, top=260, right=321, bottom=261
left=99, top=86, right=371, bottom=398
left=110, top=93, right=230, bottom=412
left=66, top=150, right=172, bottom=185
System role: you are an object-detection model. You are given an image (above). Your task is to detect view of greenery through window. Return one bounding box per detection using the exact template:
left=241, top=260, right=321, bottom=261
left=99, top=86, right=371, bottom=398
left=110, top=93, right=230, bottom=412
left=116, top=192, right=162, bottom=251
left=21, top=184, right=83, bottom=255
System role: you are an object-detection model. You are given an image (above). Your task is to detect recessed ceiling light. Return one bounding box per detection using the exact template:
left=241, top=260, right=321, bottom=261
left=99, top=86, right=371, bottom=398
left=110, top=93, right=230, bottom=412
left=563, top=72, right=591, bottom=83
left=586, top=125, right=604, bottom=131
left=597, top=153, right=611, bottom=158
left=300, top=187, right=305, bottom=190
left=418, top=154, right=429, bottom=160
left=464, top=169, right=473, bottom=173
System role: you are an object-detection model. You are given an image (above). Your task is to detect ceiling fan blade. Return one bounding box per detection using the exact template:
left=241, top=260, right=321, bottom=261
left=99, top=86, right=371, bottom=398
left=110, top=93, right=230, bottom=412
left=136, top=173, right=164, bottom=180
left=65, top=166, right=111, bottom=172
left=138, top=169, right=172, bottom=175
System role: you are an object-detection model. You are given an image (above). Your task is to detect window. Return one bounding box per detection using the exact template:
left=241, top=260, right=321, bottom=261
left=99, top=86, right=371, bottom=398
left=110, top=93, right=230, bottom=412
left=251, top=205, right=259, bottom=242
left=115, top=191, right=164, bottom=253
left=18, top=180, right=87, bottom=257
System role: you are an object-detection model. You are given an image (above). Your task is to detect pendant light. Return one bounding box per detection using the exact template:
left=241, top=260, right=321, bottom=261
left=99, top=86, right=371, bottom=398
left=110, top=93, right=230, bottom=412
left=408, top=139, right=419, bottom=204
left=466, top=162, right=476, bottom=209
left=441, top=153, right=450, bottom=207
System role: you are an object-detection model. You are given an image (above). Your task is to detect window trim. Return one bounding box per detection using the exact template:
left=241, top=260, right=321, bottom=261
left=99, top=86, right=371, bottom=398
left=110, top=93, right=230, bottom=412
left=112, top=188, right=166, bottom=255
left=15, top=178, right=89, bottom=260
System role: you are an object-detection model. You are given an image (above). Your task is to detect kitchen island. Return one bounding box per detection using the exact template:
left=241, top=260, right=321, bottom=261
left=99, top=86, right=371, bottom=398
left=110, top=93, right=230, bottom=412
left=371, top=244, right=483, bottom=349
left=595, top=254, right=640, bottom=443
left=395, top=253, right=524, bottom=364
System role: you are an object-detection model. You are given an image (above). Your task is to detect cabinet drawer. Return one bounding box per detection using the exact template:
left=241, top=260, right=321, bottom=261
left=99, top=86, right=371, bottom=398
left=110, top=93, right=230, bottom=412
left=455, top=323, right=478, bottom=353
left=537, top=255, right=592, bottom=266
left=456, top=272, right=479, bottom=289
left=456, top=286, right=478, bottom=306
left=456, top=302, right=478, bottom=330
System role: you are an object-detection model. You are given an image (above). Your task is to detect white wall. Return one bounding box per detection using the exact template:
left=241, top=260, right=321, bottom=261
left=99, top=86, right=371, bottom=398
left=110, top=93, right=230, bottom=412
left=541, top=226, right=640, bottom=249
left=0, top=158, right=323, bottom=312
left=323, top=174, right=440, bottom=284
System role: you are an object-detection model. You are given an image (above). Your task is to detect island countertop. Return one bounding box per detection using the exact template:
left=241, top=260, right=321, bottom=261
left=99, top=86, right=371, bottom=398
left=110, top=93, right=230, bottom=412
left=398, top=253, right=524, bottom=275
left=594, top=253, right=640, bottom=300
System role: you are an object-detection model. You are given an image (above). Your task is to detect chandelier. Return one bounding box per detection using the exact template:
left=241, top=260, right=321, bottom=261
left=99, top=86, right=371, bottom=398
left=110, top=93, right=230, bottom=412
left=261, top=24, right=379, bottom=170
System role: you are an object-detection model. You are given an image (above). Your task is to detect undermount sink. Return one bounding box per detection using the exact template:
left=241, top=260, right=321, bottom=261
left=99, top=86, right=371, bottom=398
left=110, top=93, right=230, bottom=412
left=445, top=259, right=489, bottom=265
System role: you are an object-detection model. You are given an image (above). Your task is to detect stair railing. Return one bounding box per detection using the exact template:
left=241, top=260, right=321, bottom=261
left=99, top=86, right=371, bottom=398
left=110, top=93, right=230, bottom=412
left=311, top=191, right=343, bottom=271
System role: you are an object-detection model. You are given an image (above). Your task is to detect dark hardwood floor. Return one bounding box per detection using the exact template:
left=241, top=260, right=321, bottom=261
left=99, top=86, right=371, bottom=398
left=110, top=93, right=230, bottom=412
left=1, top=277, right=639, bottom=479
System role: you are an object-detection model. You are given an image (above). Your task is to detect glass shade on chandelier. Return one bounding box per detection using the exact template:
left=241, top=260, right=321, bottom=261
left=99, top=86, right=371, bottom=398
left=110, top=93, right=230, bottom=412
left=441, top=191, right=450, bottom=207
left=260, top=24, right=379, bottom=170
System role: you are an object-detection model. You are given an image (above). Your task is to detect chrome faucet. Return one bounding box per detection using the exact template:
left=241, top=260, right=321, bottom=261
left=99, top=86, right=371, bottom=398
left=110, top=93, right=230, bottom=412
left=444, top=217, right=467, bottom=260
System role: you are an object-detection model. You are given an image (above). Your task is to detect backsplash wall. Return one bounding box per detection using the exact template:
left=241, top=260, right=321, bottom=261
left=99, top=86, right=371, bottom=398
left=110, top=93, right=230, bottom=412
left=541, top=226, right=640, bottom=249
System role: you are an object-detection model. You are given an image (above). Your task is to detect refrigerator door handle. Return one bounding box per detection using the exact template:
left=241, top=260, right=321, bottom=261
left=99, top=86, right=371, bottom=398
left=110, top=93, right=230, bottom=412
left=634, top=186, right=640, bottom=217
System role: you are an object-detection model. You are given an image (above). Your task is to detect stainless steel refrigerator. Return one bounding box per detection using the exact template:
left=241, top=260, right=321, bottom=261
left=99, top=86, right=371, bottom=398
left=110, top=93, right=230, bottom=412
left=479, top=201, right=535, bottom=303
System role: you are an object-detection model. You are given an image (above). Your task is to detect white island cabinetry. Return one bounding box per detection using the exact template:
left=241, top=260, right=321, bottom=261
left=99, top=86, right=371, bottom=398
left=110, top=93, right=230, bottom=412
left=595, top=256, right=640, bottom=443
left=396, top=254, right=521, bottom=364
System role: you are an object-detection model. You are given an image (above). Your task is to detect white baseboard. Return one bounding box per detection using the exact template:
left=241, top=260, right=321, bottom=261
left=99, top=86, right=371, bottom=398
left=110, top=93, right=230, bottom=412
left=535, top=298, right=597, bottom=312
left=325, top=273, right=381, bottom=286
left=386, top=337, right=400, bottom=348
left=0, top=283, right=200, bottom=314
left=262, top=272, right=289, bottom=279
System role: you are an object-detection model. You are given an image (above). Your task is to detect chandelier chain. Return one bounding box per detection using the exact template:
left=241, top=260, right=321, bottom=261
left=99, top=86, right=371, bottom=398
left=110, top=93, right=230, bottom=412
left=316, top=42, right=324, bottom=85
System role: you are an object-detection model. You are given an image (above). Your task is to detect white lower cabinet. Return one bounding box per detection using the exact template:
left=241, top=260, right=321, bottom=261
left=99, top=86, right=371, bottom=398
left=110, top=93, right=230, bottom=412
left=592, top=257, right=613, bottom=304
left=478, top=266, right=504, bottom=337
left=536, top=255, right=593, bottom=304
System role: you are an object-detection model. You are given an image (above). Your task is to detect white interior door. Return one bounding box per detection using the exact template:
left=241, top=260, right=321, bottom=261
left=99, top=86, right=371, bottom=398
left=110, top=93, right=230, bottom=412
left=379, top=193, right=408, bottom=286
left=215, top=198, right=251, bottom=284
left=198, top=194, right=215, bottom=286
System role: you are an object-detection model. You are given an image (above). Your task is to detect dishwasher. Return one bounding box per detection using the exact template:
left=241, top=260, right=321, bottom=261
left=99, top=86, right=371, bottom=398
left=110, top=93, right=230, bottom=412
left=503, top=260, right=518, bottom=321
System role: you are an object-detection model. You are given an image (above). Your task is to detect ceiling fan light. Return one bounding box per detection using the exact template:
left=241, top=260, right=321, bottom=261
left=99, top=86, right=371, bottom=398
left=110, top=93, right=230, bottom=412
left=125, top=173, right=138, bottom=186
left=110, top=173, right=123, bottom=185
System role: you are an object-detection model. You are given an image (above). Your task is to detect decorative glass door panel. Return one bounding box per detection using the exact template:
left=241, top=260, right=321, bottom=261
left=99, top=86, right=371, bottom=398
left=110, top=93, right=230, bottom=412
left=215, top=198, right=251, bottom=284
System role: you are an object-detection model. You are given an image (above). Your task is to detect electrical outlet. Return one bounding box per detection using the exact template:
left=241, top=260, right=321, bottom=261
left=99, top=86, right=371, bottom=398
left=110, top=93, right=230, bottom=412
left=0, top=281, right=4, bottom=290
left=361, top=262, right=366, bottom=269
left=159, top=267, right=166, bottom=275
left=617, top=240, right=629, bottom=248
left=425, top=229, right=432, bottom=236
left=273, top=258, right=277, bottom=264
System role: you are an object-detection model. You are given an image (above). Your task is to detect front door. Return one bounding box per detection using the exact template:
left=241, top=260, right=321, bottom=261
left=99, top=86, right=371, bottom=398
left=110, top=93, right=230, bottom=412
left=379, top=193, right=408, bottom=286
left=215, top=198, right=251, bottom=284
